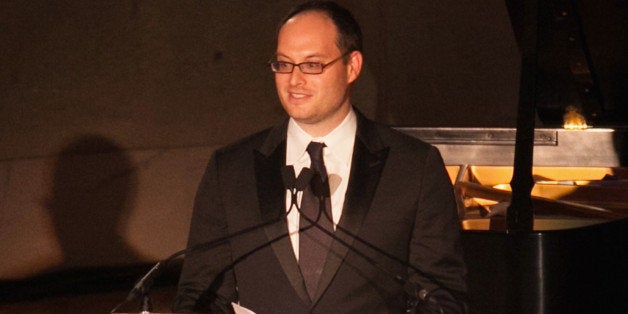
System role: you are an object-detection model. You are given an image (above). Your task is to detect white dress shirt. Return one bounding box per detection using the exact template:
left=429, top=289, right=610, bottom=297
left=285, top=108, right=357, bottom=260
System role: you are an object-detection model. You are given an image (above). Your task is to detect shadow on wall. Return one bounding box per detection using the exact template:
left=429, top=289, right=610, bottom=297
left=47, top=134, right=141, bottom=269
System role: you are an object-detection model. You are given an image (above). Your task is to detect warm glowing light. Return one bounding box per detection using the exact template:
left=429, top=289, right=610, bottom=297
left=563, top=105, right=588, bottom=130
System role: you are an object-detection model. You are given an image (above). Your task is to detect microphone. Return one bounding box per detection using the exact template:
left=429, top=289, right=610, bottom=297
left=281, top=165, right=314, bottom=192
left=114, top=166, right=459, bottom=313
left=282, top=165, right=315, bottom=211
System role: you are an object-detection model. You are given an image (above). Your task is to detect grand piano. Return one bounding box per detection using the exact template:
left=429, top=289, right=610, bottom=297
left=399, top=127, right=627, bottom=313
left=399, top=0, right=627, bottom=311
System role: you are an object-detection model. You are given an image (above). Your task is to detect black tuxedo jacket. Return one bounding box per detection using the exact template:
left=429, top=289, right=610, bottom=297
left=174, top=111, right=466, bottom=313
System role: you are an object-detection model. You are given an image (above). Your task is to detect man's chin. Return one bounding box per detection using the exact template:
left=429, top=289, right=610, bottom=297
left=292, top=116, right=318, bottom=125
left=283, top=106, right=314, bottom=122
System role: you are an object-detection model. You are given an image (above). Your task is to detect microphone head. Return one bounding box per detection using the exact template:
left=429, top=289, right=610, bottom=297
left=295, top=168, right=315, bottom=191
left=281, top=165, right=296, bottom=190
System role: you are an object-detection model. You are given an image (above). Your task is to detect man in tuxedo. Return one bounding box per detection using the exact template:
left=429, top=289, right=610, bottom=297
left=173, top=1, right=466, bottom=313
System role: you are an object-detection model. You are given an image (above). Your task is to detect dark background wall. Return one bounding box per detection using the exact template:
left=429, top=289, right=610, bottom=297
left=0, top=0, right=522, bottom=161
left=0, top=0, right=624, bottom=283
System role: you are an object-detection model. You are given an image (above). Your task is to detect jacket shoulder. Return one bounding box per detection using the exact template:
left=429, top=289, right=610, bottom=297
left=368, top=121, right=436, bottom=155
left=217, top=128, right=273, bottom=155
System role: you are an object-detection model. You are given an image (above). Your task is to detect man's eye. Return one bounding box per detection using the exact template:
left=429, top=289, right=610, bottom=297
left=303, top=62, right=321, bottom=68
left=277, top=62, right=291, bottom=68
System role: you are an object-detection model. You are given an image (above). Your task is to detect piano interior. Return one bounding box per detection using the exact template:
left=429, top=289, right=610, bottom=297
left=455, top=165, right=628, bottom=230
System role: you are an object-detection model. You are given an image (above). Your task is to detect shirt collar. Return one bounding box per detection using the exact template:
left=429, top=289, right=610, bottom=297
left=286, top=108, right=357, bottom=166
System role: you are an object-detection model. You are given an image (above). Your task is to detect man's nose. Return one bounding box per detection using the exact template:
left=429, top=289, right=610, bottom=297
left=289, top=66, right=307, bottom=86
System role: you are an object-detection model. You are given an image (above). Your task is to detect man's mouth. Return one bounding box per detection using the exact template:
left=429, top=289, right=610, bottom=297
left=290, top=93, right=307, bottom=99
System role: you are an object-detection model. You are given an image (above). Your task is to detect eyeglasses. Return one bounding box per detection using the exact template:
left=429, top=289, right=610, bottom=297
left=269, top=52, right=350, bottom=74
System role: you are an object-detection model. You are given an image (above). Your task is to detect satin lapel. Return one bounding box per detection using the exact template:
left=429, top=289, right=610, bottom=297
left=254, top=123, right=311, bottom=305
left=313, top=114, right=389, bottom=303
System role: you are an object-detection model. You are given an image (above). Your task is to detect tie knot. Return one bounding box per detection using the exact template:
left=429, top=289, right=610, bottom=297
left=306, top=142, right=327, bottom=183
left=306, top=141, right=325, bottom=161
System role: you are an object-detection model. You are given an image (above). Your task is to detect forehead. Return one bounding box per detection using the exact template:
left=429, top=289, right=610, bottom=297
left=276, top=11, right=340, bottom=56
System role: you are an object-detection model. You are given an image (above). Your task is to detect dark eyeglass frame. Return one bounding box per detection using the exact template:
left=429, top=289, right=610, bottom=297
left=269, top=52, right=351, bottom=74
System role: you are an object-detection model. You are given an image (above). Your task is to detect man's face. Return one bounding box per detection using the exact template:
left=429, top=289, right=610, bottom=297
left=275, top=11, right=362, bottom=137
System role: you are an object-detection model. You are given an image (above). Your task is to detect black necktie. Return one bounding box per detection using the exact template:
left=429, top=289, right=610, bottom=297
left=299, top=141, right=333, bottom=300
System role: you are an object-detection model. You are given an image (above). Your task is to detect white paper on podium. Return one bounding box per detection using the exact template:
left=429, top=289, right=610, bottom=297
left=231, top=302, right=256, bottom=314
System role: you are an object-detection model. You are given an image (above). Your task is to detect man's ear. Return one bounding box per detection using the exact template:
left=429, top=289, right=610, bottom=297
left=346, top=50, right=363, bottom=84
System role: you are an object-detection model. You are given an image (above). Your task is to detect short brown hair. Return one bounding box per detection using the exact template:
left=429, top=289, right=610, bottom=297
left=279, top=1, right=363, bottom=54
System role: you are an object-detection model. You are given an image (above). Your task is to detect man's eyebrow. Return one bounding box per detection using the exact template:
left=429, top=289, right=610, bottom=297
left=274, top=53, right=327, bottom=61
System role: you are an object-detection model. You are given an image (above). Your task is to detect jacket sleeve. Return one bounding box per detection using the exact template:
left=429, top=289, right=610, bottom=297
left=408, top=146, right=467, bottom=312
left=172, top=152, right=237, bottom=313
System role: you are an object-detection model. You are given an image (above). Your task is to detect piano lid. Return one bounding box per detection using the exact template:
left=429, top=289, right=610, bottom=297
left=375, top=0, right=626, bottom=128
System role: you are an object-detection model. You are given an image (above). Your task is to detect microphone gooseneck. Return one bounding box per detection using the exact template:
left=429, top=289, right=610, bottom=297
left=112, top=166, right=308, bottom=313
left=113, top=165, right=454, bottom=313
left=291, top=166, right=450, bottom=313
left=286, top=165, right=451, bottom=311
